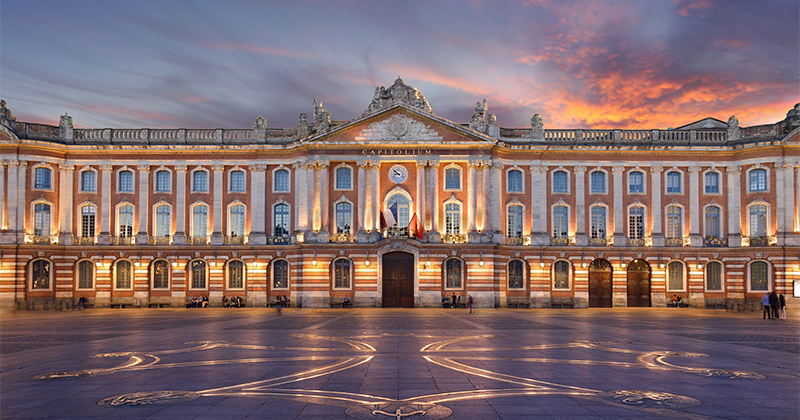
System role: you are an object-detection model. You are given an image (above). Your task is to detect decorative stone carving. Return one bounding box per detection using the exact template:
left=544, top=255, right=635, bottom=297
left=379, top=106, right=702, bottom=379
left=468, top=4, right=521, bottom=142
left=59, top=113, right=73, bottom=128
left=297, top=113, right=309, bottom=138
left=530, top=113, right=544, bottom=141
left=363, top=77, right=433, bottom=115
left=781, top=103, right=800, bottom=134
left=253, top=115, right=268, bottom=130
left=486, top=112, right=499, bottom=138
left=312, top=99, right=331, bottom=132
left=469, top=99, right=488, bottom=133
left=727, top=115, right=740, bottom=140
left=727, top=115, right=738, bottom=129
left=357, top=114, right=442, bottom=142
left=0, top=100, right=17, bottom=123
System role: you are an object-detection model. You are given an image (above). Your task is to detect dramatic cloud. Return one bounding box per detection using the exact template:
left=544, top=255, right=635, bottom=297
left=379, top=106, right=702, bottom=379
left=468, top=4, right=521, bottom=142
left=1, top=0, right=797, bottom=130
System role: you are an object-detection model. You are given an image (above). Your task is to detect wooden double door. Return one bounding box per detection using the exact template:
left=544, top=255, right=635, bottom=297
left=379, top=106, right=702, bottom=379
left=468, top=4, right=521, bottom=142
left=626, top=259, right=651, bottom=307
left=382, top=252, right=415, bottom=308
left=588, top=259, right=613, bottom=308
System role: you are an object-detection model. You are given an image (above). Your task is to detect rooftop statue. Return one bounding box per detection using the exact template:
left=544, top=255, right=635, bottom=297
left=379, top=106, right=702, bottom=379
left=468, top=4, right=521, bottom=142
left=0, top=99, right=18, bottom=123
left=469, top=99, right=488, bottom=133
left=363, top=77, right=433, bottom=115
left=781, top=103, right=800, bottom=134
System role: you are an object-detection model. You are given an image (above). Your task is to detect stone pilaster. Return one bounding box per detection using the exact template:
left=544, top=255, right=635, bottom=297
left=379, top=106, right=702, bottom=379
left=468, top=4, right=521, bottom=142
left=429, top=159, right=440, bottom=238
left=211, top=164, right=225, bottom=245
left=319, top=160, right=330, bottom=237
left=15, top=161, right=27, bottom=242
left=249, top=164, right=267, bottom=244
left=98, top=164, right=113, bottom=245
left=726, top=166, right=742, bottom=247
left=58, top=164, right=75, bottom=245
left=136, top=165, right=149, bottom=244
left=530, top=164, right=548, bottom=245
left=293, top=160, right=308, bottom=233
left=467, top=159, right=479, bottom=237
left=173, top=165, right=187, bottom=245
left=688, top=166, right=702, bottom=246
left=650, top=165, right=664, bottom=246
left=612, top=166, right=625, bottom=246
left=574, top=166, right=587, bottom=245
left=490, top=160, right=503, bottom=238
left=357, top=160, right=369, bottom=237
left=415, top=159, right=426, bottom=237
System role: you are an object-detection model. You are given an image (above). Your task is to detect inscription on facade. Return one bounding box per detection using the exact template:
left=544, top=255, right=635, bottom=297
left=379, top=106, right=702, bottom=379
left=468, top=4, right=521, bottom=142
left=362, top=149, right=432, bottom=155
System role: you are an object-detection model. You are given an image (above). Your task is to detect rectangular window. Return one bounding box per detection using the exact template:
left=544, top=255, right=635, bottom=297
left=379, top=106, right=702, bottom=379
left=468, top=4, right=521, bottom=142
left=445, top=203, right=460, bottom=235
left=118, top=205, right=134, bottom=238
left=507, top=170, right=523, bottom=192
left=156, top=206, right=171, bottom=237
left=118, top=170, right=134, bottom=192
left=590, top=171, right=605, bottom=193
left=155, top=171, right=171, bottom=192
left=336, top=167, right=352, bottom=189
left=666, top=172, right=682, bottom=193
left=274, top=204, right=290, bottom=237
left=749, top=169, right=767, bottom=192
left=628, top=207, right=643, bottom=240
left=445, top=167, right=460, bottom=190
left=81, top=206, right=96, bottom=238
left=445, top=259, right=462, bottom=288
left=193, top=171, right=208, bottom=192
left=192, top=206, right=208, bottom=238
left=706, top=262, right=722, bottom=291
left=34, top=203, right=51, bottom=236
left=230, top=205, right=245, bottom=237
left=228, top=261, right=244, bottom=289
left=335, top=203, right=352, bottom=234
left=507, top=206, right=523, bottom=238
left=35, top=167, right=52, bottom=189
left=590, top=207, right=606, bottom=239
left=508, top=260, right=524, bottom=289
left=668, top=262, right=684, bottom=291
left=230, top=171, right=245, bottom=192
left=704, top=207, right=720, bottom=238
left=750, top=262, right=768, bottom=291
left=665, top=206, right=682, bottom=239
left=749, top=205, right=767, bottom=237
left=553, top=206, right=568, bottom=238
left=274, top=169, right=289, bottom=192
left=552, top=171, right=568, bottom=193
left=629, top=171, right=643, bottom=193
left=273, top=260, right=288, bottom=289
left=78, top=260, right=94, bottom=289
left=334, top=259, right=350, bottom=288
left=553, top=261, right=570, bottom=289
left=704, top=172, right=719, bottom=194
left=81, top=171, right=96, bottom=192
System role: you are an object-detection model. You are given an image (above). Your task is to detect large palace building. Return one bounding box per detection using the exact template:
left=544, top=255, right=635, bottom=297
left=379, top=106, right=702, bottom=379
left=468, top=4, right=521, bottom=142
left=1, top=79, right=798, bottom=310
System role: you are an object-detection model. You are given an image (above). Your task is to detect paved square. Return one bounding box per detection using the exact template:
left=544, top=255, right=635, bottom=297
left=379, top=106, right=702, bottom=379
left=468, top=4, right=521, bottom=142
left=1, top=308, right=798, bottom=419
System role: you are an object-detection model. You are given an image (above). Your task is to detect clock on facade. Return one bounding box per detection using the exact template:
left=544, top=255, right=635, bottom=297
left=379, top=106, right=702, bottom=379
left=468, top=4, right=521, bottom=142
left=389, top=165, right=408, bottom=184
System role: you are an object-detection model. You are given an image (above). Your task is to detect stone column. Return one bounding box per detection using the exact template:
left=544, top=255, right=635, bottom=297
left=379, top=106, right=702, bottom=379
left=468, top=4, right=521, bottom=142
left=174, top=165, right=187, bottom=245
left=249, top=164, right=267, bottom=244
left=136, top=165, right=149, bottom=244
left=0, top=161, right=5, bottom=234
left=726, top=166, right=742, bottom=247
left=612, top=166, right=625, bottom=246
left=14, top=161, right=28, bottom=242
left=467, top=159, right=479, bottom=235
left=790, top=162, right=799, bottom=240
left=293, top=161, right=308, bottom=232
left=416, top=159, right=426, bottom=234
left=99, top=165, right=113, bottom=245
left=574, top=166, right=587, bottom=245
left=688, top=166, right=701, bottom=246
left=5, top=161, right=19, bottom=235
left=429, top=159, right=440, bottom=238
left=490, top=160, right=503, bottom=239
left=307, top=163, right=317, bottom=234
left=357, top=160, right=368, bottom=236
left=319, top=161, right=330, bottom=238
left=476, top=162, right=486, bottom=233
left=372, top=160, right=381, bottom=237
left=211, top=164, right=224, bottom=245
left=650, top=165, right=664, bottom=246
left=57, top=165, right=74, bottom=244
left=363, top=161, right=373, bottom=232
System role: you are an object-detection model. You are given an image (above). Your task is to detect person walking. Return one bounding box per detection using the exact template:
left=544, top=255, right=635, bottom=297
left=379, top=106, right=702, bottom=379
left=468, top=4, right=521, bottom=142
left=779, top=293, right=786, bottom=320
left=452, top=293, right=457, bottom=309
left=762, top=293, right=772, bottom=319
left=769, top=291, right=780, bottom=320
left=467, top=295, right=473, bottom=314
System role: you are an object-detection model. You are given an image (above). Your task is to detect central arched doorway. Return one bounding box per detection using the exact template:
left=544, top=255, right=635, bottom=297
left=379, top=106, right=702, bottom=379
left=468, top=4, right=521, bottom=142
left=588, top=259, right=613, bottom=308
left=382, top=252, right=414, bottom=307
left=626, top=259, right=651, bottom=307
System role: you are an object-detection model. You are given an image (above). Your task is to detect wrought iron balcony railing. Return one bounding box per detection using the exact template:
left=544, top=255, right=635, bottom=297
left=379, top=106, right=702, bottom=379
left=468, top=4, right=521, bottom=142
left=506, top=236, right=524, bottom=246
left=73, top=236, right=98, bottom=245
left=110, top=236, right=135, bottom=245
left=442, top=233, right=467, bottom=244
left=703, top=236, right=728, bottom=247
left=665, top=237, right=684, bottom=247
left=148, top=236, right=172, bottom=245
left=333, top=233, right=355, bottom=243
left=550, top=236, right=572, bottom=246
left=188, top=236, right=209, bottom=246
left=588, top=237, right=609, bottom=246
left=266, top=235, right=290, bottom=245
left=224, top=235, right=247, bottom=245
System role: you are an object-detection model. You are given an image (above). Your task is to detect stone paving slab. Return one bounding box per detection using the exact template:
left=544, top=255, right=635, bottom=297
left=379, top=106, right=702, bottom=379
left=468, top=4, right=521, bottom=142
left=0, top=308, right=798, bottom=419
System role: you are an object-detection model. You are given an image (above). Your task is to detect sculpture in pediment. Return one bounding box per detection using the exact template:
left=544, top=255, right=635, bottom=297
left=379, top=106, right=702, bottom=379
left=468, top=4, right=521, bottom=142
left=363, top=77, right=433, bottom=115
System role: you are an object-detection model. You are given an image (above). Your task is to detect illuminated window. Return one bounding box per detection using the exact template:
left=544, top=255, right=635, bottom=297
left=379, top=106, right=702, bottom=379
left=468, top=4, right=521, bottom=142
left=228, top=260, right=244, bottom=289
left=152, top=260, right=170, bottom=289
left=335, top=203, right=352, bottom=234
left=118, top=205, right=134, bottom=238
left=590, top=206, right=606, bottom=239
left=444, top=259, right=462, bottom=289
left=507, top=205, right=523, bottom=238
left=81, top=206, right=96, bottom=238
left=273, top=260, right=289, bottom=289
left=749, top=169, right=767, bottom=192
left=155, top=205, right=171, bottom=237
left=116, top=260, right=132, bottom=289
left=273, top=203, right=289, bottom=237
left=230, top=205, right=245, bottom=237
left=628, top=206, right=644, bottom=240
left=750, top=261, right=768, bottom=291
left=508, top=260, right=524, bottom=289
left=31, top=260, right=50, bottom=289
left=665, top=206, right=682, bottom=239
left=445, top=203, right=461, bottom=235
left=749, top=204, right=767, bottom=237
left=704, top=206, right=721, bottom=239
left=34, top=203, right=51, bottom=236
left=192, top=205, right=208, bottom=239
left=387, top=194, right=410, bottom=236
left=553, top=260, right=570, bottom=289
left=552, top=206, right=569, bottom=238
left=190, top=260, right=207, bottom=289
left=333, top=259, right=351, bottom=289
left=706, top=261, right=722, bottom=291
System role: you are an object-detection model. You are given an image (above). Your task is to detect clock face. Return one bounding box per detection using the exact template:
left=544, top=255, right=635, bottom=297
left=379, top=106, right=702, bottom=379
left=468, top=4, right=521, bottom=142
left=389, top=165, right=408, bottom=184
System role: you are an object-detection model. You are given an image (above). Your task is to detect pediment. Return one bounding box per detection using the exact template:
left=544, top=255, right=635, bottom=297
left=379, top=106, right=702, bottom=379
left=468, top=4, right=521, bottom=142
left=356, top=113, right=442, bottom=143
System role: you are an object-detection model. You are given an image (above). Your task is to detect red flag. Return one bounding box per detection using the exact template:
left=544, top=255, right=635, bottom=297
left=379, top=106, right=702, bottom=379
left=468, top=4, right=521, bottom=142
left=407, top=213, right=423, bottom=239
left=380, top=212, right=387, bottom=230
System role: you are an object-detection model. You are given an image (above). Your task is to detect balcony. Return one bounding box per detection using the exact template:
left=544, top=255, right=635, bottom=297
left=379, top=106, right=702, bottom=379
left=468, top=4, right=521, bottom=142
left=111, top=236, right=135, bottom=245
left=26, top=234, right=56, bottom=245
left=148, top=236, right=172, bottom=245
left=224, top=235, right=247, bottom=245
left=703, top=236, right=728, bottom=247
left=506, top=236, right=524, bottom=246
left=665, top=237, right=684, bottom=247
left=73, top=236, right=98, bottom=245
left=588, top=237, right=610, bottom=246
left=266, top=235, right=290, bottom=245
left=385, top=226, right=409, bottom=238
left=333, top=233, right=355, bottom=243
left=188, top=236, right=209, bottom=246
left=442, top=233, right=467, bottom=244
left=550, top=236, right=574, bottom=246
left=746, top=236, right=776, bottom=247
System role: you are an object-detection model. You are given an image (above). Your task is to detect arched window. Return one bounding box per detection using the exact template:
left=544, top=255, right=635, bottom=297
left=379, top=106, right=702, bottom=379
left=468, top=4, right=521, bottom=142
left=749, top=168, right=767, bottom=192
left=667, top=261, right=684, bottom=291
left=80, top=170, right=96, bottom=192
left=552, top=170, right=568, bottom=193
left=155, top=170, right=171, bottom=192
left=507, top=205, right=523, bottom=238
left=704, top=172, right=719, bottom=194
left=193, top=170, right=208, bottom=192
left=508, top=260, right=524, bottom=289
left=34, top=203, right=51, bottom=236
left=118, top=204, right=134, bottom=238
left=35, top=167, right=52, bottom=189
left=552, top=206, right=569, bottom=238
left=115, top=260, right=132, bottom=289
left=445, top=202, right=461, bottom=235
left=228, top=260, right=244, bottom=289
left=230, top=170, right=245, bottom=192
left=445, top=167, right=461, bottom=190
left=333, top=259, right=351, bottom=289
left=628, top=206, right=644, bottom=240
left=272, top=260, right=289, bottom=289
left=192, top=205, right=208, bottom=239
left=553, top=260, right=570, bottom=289
left=704, top=206, right=721, bottom=239
left=155, top=205, right=171, bottom=237
left=750, top=261, right=769, bottom=291
left=749, top=204, right=767, bottom=238
left=666, top=171, right=682, bottom=193
left=230, top=204, right=246, bottom=237
left=507, top=169, right=523, bottom=193
left=273, top=203, right=289, bottom=237
left=444, top=259, right=463, bottom=289
left=665, top=205, right=682, bottom=239
left=31, top=259, right=51, bottom=289
left=590, top=171, right=606, bottom=193
left=706, top=261, right=722, bottom=291
left=190, top=260, right=207, bottom=289
left=335, top=166, right=352, bottom=190
left=335, top=203, right=352, bottom=234
left=118, top=170, right=134, bottom=192
left=628, top=171, right=644, bottom=193
left=590, top=206, right=606, bottom=239
left=81, top=206, right=96, bottom=238
left=77, top=260, right=94, bottom=289
left=387, top=194, right=410, bottom=235
left=152, top=260, right=170, bottom=289
left=274, top=168, right=290, bottom=192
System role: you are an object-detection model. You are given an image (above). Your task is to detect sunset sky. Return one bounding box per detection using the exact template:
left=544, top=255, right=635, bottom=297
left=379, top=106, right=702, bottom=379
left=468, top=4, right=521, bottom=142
left=2, top=0, right=798, bottom=130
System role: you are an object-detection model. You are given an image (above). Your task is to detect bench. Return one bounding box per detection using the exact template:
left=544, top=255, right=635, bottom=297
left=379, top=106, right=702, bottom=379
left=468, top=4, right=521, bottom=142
left=148, top=303, right=169, bottom=308
left=507, top=298, right=530, bottom=309
left=550, top=298, right=575, bottom=309
left=330, top=298, right=352, bottom=308
left=267, top=301, right=290, bottom=308
left=109, top=303, right=133, bottom=309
